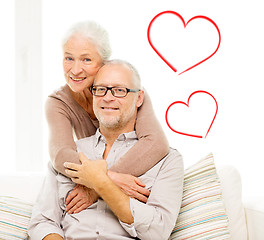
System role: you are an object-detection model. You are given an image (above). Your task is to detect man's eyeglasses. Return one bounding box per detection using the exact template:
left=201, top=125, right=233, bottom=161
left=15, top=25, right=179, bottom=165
left=91, top=86, right=140, bottom=98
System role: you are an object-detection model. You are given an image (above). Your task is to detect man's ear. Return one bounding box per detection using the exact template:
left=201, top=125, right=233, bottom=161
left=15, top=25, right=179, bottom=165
left=136, top=90, right=144, bottom=108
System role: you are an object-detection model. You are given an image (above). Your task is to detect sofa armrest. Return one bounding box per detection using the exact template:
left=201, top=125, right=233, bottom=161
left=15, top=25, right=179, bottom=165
left=0, top=173, right=45, bottom=203
left=244, top=196, right=264, bottom=240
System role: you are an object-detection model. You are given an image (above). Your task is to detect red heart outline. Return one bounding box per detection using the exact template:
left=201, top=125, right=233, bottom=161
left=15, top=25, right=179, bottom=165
left=147, top=11, right=221, bottom=75
left=165, top=90, right=218, bottom=138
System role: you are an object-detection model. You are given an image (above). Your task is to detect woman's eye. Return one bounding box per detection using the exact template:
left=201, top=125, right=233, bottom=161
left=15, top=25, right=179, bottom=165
left=65, top=57, right=73, bottom=61
left=84, top=58, right=91, bottom=62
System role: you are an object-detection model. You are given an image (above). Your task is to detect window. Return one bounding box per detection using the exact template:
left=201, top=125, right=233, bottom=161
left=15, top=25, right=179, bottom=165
left=16, top=0, right=43, bottom=172
left=0, top=1, right=15, bottom=172
left=0, top=0, right=44, bottom=173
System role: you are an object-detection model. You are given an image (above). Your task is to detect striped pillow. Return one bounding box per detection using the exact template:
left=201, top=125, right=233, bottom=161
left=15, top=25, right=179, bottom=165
left=170, top=153, right=230, bottom=239
left=0, top=196, right=33, bottom=240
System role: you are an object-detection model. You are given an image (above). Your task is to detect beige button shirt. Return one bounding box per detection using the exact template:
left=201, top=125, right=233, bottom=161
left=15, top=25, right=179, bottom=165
left=28, top=130, right=184, bottom=240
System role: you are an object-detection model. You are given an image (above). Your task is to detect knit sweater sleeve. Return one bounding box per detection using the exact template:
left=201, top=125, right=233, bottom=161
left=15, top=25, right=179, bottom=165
left=45, top=96, right=81, bottom=176
left=109, top=90, right=170, bottom=176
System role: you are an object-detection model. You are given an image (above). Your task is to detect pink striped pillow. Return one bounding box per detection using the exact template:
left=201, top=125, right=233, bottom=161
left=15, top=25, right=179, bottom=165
left=0, top=196, right=33, bottom=240
left=170, top=153, right=230, bottom=239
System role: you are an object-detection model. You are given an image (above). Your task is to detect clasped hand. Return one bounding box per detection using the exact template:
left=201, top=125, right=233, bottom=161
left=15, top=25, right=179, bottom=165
left=64, top=152, right=150, bottom=214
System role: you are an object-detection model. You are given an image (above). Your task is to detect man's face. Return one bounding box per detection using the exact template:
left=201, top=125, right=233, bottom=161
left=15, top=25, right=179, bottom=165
left=93, top=64, right=143, bottom=130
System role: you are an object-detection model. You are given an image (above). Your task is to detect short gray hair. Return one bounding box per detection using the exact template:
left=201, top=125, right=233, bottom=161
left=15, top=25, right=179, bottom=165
left=62, top=20, right=112, bottom=62
left=101, top=59, right=142, bottom=89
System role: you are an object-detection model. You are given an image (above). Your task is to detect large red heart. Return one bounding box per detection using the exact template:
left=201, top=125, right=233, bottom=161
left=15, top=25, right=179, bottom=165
left=165, top=91, right=218, bottom=138
left=147, top=11, right=221, bottom=75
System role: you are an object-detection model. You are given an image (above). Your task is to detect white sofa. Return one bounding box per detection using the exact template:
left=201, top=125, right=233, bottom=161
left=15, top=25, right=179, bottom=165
left=0, top=163, right=263, bottom=240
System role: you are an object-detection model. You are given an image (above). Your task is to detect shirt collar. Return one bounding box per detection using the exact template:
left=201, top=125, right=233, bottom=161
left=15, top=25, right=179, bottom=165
left=94, top=128, right=137, bottom=147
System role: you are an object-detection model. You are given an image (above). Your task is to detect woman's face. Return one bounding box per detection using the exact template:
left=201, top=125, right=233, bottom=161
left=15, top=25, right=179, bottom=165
left=63, top=33, right=103, bottom=93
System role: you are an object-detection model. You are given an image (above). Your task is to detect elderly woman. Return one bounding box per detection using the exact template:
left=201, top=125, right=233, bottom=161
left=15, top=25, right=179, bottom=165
left=46, top=21, right=169, bottom=213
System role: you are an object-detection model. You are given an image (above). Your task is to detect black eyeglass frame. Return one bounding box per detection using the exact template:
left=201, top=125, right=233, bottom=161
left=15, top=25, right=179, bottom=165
left=90, top=85, right=140, bottom=98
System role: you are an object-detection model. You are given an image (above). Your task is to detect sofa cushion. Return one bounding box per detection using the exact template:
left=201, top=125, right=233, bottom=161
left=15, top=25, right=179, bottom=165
left=0, top=196, right=33, bottom=240
left=244, top=196, right=264, bottom=240
left=170, top=153, right=230, bottom=239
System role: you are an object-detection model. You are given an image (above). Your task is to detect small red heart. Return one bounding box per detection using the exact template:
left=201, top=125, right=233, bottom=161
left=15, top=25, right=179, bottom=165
left=147, top=11, right=221, bottom=75
left=165, top=90, right=218, bottom=138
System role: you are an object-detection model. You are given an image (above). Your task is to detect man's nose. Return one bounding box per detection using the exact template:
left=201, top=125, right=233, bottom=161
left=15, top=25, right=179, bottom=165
left=103, top=89, right=115, bottom=101
left=71, top=61, right=83, bottom=75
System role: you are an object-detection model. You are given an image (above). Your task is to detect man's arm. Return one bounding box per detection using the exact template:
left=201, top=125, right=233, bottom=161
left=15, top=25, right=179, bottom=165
left=65, top=150, right=184, bottom=239
left=94, top=173, right=134, bottom=224
left=121, top=149, right=184, bottom=239
left=28, top=163, right=65, bottom=240
left=43, top=234, right=64, bottom=240
left=65, top=153, right=134, bottom=224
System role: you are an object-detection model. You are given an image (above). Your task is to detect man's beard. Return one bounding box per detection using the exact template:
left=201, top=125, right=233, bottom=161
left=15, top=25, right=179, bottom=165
left=94, top=98, right=137, bottom=130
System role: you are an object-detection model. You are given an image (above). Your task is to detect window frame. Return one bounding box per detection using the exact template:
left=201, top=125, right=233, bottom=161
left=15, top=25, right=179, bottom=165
left=15, top=0, right=43, bottom=171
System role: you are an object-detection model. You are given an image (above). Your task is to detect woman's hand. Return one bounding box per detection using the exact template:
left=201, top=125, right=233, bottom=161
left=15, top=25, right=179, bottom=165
left=65, top=184, right=99, bottom=214
left=107, top=170, right=150, bottom=203
left=65, top=153, right=108, bottom=189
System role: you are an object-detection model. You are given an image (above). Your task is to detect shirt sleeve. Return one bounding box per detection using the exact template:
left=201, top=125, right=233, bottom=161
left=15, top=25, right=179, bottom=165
left=110, top=90, right=170, bottom=176
left=45, top=96, right=81, bottom=176
left=120, top=149, right=184, bottom=240
left=28, top=163, right=65, bottom=240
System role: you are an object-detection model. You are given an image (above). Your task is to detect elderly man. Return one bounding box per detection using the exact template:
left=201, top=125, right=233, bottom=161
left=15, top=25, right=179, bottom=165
left=28, top=60, right=184, bottom=240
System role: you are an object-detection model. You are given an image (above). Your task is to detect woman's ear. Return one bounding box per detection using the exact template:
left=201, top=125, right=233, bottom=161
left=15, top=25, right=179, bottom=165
left=136, top=90, right=145, bottom=108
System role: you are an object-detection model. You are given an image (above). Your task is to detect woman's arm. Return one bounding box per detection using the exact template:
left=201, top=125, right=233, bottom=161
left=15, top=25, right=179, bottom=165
left=45, top=97, right=81, bottom=175
left=110, top=90, right=169, bottom=176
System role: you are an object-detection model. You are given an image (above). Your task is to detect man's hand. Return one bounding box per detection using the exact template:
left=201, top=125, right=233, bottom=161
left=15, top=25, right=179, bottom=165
left=64, top=152, right=108, bottom=190
left=107, top=171, right=150, bottom=203
left=65, top=185, right=99, bottom=214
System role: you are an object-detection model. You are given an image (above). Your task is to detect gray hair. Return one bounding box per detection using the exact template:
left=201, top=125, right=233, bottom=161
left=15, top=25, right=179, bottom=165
left=62, top=20, right=112, bottom=62
left=101, top=59, right=142, bottom=89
